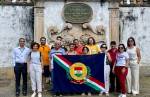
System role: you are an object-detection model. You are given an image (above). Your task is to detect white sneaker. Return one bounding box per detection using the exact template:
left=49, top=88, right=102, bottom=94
left=133, top=93, right=137, bottom=96
left=38, top=93, right=42, bottom=97
left=81, top=93, right=85, bottom=96
left=118, top=94, right=122, bottom=97
left=88, top=92, right=91, bottom=96
left=106, top=93, right=109, bottom=96
left=122, top=94, right=126, bottom=97
left=99, top=92, right=103, bottom=96
left=31, top=92, right=36, bottom=97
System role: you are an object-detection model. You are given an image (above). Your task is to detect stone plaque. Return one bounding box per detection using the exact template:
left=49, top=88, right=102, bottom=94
left=63, top=3, right=93, bottom=23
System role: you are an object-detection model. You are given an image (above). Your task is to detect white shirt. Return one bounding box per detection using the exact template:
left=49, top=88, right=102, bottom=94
left=127, top=46, right=138, bottom=62
left=12, top=46, right=30, bottom=66
left=30, top=51, right=41, bottom=65
left=116, top=52, right=129, bottom=66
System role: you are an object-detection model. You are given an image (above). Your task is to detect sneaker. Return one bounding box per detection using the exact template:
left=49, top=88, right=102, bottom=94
left=88, top=92, right=91, bottom=96
left=99, top=93, right=102, bottom=96
left=23, top=92, right=27, bottom=96
left=31, top=92, right=36, bottom=97
left=38, top=93, right=42, bottom=97
left=52, top=95, right=57, bottom=97
left=118, top=94, right=122, bottom=97
left=16, top=92, right=20, bottom=97
left=122, top=94, right=126, bottom=97
left=81, top=93, right=85, bottom=96
left=133, top=93, right=137, bottom=96
left=106, top=93, right=109, bottom=96
left=99, top=92, right=103, bottom=96
left=127, top=91, right=131, bottom=94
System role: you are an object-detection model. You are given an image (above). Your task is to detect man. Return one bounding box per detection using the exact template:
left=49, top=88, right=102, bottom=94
left=39, top=37, right=51, bottom=90
left=50, top=40, right=66, bottom=68
left=50, top=36, right=64, bottom=50
left=50, top=40, right=66, bottom=96
left=108, top=41, right=120, bottom=92
left=73, top=39, right=83, bottom=55
left=56, top=36, right=63, bottom=41
left=56, top=36, right=67, bottom=52
left=12, top=38, right=30, bottom=97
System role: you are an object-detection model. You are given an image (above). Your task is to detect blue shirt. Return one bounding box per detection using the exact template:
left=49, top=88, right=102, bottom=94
left=12, top=46, right=30, bottom=66
left=50, top=48, right=66, bottom=69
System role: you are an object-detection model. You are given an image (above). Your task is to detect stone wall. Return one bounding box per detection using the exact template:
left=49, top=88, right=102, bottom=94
left=120, top=7, right=150, bottom=65
left=0, top=6, right=33, bottom=79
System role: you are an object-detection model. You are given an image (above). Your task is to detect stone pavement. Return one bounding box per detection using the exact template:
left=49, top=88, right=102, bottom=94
left=0, top=66, right=150, bottom=97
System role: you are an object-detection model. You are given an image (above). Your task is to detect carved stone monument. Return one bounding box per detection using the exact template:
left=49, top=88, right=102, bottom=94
left=46, top=2, right=108, bottom=46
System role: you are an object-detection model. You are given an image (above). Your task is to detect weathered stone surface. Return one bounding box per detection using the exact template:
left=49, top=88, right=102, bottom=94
left=0, top=6, right=33, bottom=67
left=120, top=7, right=150, bottom=65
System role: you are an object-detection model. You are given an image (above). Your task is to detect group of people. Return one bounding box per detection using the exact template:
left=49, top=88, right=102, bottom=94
left=12, top=36, right=141, bottom=97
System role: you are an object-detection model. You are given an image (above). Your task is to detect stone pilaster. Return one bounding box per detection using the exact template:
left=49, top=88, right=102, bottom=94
left=109, top=2, right=120, bottom=44
left=34, top=1, right=44, bottom=42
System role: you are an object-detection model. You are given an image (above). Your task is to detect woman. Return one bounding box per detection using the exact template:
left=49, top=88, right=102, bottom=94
left=86, top=37, right=101, bottom=55
left=126, top=37, right=141, bottom=96
left=73, top=39, right=84, bottom=55
left=99, top=44, right=111, bottom=96
left=67, top=43, right=77, bottom=55
left=82, top=46, right=89, bottom=55
left=29, top=42, right=43, bottom=97
left=113, top=44, right=129, bottom=97
left=81, top=46, right=89, bottom=96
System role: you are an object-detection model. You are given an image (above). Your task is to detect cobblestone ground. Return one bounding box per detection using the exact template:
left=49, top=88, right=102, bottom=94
left=0, top=66, right=150, bottom=97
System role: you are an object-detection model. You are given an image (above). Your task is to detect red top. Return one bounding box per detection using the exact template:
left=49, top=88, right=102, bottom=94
left=74, top=44, right=84, bottom=55
left=108, top=48, right=118, bottom=66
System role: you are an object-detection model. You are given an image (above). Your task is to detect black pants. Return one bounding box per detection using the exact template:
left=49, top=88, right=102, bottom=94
left=14, top=63, right=27, bottom=93
left=110, top=65, right=120, bottom=92
left=43, top=65, right=51, bottom=77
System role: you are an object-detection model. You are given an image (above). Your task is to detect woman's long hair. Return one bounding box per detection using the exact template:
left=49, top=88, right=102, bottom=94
left=127, top=37, right=136, bottom=47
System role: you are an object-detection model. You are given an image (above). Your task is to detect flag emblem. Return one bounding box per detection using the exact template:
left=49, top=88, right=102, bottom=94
left=70, top=63, right=88, bottom=81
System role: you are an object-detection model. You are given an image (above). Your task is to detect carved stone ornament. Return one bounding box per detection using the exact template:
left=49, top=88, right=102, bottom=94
left=96, top=25, right=106, bottom=35
left=63, top=23, right=73, bottom=30
left=47, top=26, right=59, bottom=35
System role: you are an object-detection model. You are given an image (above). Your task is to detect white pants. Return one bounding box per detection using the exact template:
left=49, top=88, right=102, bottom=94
left=30, top=63, right=42, bottom=92
left=126, top=62, right=139, bottom=94
left=104, top=65, right=110, bottom=93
